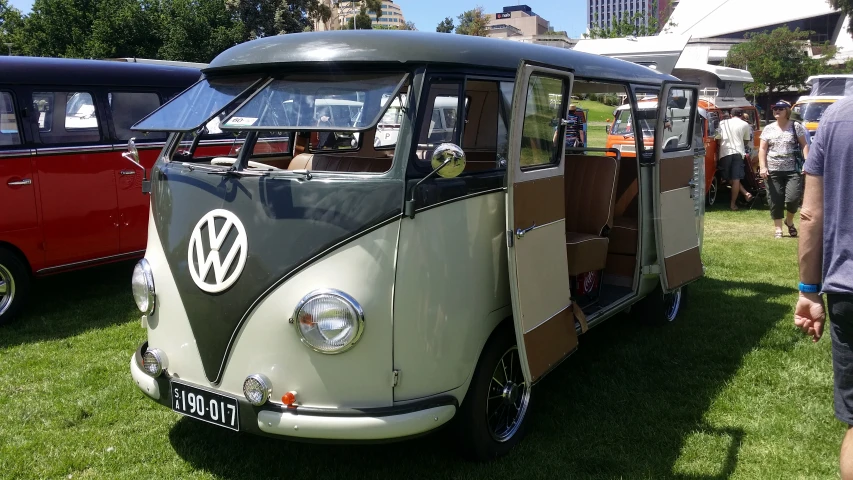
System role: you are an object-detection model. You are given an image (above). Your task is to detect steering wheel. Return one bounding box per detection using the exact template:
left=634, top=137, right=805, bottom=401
left=210, top=157, right=282, bottom=171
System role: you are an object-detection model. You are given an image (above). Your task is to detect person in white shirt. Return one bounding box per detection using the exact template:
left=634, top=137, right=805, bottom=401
left=715, top=107, right=754, bottom=210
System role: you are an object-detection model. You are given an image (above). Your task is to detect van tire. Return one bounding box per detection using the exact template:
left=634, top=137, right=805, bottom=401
left=706, top=175, right=718, bottom=206
left=0, top=247, right=30, bottom=326
left=635, top=285, right=687, bottom=325
left=453, top=323, right=532, bottom=461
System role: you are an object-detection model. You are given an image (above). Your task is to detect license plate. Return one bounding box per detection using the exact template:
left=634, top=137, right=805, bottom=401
left=171, top=380, right=240, bottom=431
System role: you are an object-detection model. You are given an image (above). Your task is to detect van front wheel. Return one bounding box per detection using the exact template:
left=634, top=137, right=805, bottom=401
left=0, top=248, right=30, bottom=326
left=454, top=324, right=532, bottom=460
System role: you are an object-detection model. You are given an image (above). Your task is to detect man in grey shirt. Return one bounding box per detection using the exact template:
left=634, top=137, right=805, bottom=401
left=795, top=95, right=853, bottom=478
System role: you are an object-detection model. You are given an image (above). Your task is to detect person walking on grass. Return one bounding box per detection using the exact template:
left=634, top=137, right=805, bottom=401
left=794, top=95, right=853, bottom=480
left=759, top=100, right=809, bottom=238
left=715, top=107, right=753, bottom=210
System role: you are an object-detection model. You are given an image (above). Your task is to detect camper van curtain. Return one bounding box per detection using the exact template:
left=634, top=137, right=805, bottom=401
left=131, top=76, right=263, bottom=132
left=219, top=73, right=408, bottom=131
left=810, top=78, right=853, bottom=97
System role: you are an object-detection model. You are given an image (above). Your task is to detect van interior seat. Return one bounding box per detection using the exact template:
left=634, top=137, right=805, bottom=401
left=564, top=154, right=619, bottom=275
left=287, top=153, right=392, bottom=173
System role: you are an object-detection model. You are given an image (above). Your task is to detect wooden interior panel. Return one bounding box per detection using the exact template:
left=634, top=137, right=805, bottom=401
left=523, top=307, right=577, bottom=381
left=663, top=246, right=703, bottom=288
left=660, top=155, right=694, bottom=192
left=514, top=175, right=564, bottom=229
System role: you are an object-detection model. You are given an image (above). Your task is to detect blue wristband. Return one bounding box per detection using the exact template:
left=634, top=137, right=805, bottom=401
left=798, top=282, right=821, bottom=293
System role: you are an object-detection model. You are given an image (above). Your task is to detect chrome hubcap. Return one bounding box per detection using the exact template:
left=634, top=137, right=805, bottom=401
left=665, top=288, right=682, bottom=322
left=0, top=264, right=15, bottom=317
left=708, top=177, right=717, bottom=205
left=487, top=346, right=530, bottom=442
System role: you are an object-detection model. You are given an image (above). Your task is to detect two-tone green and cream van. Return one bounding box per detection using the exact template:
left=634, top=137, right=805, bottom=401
left=127, top=30, right=706, bottom=460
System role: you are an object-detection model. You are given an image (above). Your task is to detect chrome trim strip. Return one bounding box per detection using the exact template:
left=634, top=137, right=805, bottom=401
left=36, top=250, right=145, bottom=275
left=0, top=149, right=34, bottom=158
left=113, top=142, right=166, bottom=150
left=35, top=145, right=114, bottom=155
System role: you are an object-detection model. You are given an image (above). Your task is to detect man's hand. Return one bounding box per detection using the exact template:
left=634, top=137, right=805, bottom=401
left=794, top=292, right=826, bottom=342
left=760, top=167, right=769, bottom=179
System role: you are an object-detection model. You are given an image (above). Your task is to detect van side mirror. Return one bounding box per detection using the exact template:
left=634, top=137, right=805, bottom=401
left=404, top=143, right=466, bottom=218
left=121, top=138, right=151, bottom=194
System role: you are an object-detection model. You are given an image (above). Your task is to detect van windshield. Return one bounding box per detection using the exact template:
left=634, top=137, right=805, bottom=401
left=611, top=107, right=656, bottom=137
left=800, top=102, right=831, bottom=122
left=133, top=76, right=260, bottom=132
left=221, top=73, right=407, bottom=131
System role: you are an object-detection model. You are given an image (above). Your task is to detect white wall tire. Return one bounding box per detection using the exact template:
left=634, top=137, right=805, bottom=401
left=0, top=248, right=30, bottom=326
left=635, top=285, right=687, bottom=325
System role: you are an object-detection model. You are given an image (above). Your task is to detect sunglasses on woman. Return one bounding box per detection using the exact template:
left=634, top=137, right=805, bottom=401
left=772, top=107, right=786, bottom=111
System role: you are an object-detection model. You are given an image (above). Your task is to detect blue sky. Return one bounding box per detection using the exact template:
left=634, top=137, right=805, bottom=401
left=7, top=0, right=589, bottom=38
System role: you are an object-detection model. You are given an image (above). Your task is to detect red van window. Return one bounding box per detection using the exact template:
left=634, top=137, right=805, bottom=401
left=32, top=92, right=101, bottom=144
left=108, top=92, right=166, bottom=141
left=0, top=91, right=21, bottom=146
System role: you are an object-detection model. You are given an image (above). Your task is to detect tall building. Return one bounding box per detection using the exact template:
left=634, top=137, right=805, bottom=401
left=586, top=0, right=659, bottom=31
left=314, top=1, right=407, bottom=31
left=486, top=5, right=551, bottom=38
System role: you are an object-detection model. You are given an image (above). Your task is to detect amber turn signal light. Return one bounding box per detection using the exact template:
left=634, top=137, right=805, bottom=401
left=282, top=391, right=298, bottom=407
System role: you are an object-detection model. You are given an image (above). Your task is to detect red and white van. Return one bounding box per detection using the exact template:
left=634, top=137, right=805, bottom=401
left=0, top=57, right=206, bottom=324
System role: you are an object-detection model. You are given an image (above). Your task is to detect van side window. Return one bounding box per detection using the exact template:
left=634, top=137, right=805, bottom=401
left=108, top=92, right=165, bottom=141
left=0, top=91, right=21, bottom=147
left=662, top=88, right=695, bottom=152
left=519, top=75, right=563, bottom=169
left=33, top=92, right=101, bottom=144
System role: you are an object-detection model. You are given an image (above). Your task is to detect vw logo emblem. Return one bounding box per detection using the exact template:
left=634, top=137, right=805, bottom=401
left=187, top=209, right=248, bottom=293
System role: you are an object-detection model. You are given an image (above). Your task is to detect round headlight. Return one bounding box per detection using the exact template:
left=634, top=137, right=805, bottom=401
left=132, top=259, right=155, bottom=315
left=243, top=374, right=272, bottom=406
left=142, top=348, right=167, bottom=377
left=293, top=289, right=364, bottom=354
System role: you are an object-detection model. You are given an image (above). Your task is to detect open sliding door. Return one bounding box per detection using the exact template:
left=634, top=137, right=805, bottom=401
left=653, top=82, right=704, bottom=292
left=506, top=62, right=576, bottom=385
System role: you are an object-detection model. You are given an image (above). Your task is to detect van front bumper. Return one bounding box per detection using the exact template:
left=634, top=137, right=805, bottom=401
left=130, top=342, right=457, bottom=442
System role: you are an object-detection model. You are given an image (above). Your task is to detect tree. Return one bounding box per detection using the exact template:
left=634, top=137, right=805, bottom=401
left=224, top=0, right=321, bottom=38
left=727, top=27, right=838, bottom=115
left=158, top=0, right=244, bottom=63
left=436, top=16, right=453, bottom=33
left=399, top=20, right=415, bottom=31
left=0, top=0, right=23, bottom=53
left=86, top=0, right=162, bottom=59
left=455, top=6, right=489, bottom=37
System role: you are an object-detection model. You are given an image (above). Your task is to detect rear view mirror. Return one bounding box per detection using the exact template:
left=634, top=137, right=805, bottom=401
left=121, top=137, right=151, bottom=194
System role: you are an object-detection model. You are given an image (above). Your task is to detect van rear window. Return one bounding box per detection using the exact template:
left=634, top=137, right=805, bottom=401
left=0, top=92, right=21, bottom=146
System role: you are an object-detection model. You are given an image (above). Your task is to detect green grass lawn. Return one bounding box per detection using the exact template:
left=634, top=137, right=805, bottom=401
left=0, top=204, right=843, bottom=479
left=576, top=99, right=617, bottom=123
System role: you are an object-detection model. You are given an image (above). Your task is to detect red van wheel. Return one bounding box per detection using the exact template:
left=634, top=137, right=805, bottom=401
left=706, top=175, right=718, bottom=206
left=0, top=248, right=30, bottom=326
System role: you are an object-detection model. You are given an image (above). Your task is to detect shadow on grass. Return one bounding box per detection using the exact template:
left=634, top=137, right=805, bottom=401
left=168, top=276, right=792, bottom=480
left=0, top=260, right=137, bottom=348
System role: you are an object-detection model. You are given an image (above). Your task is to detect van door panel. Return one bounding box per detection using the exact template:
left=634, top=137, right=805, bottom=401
left=653, top=83, right=704, bottom=292
left=506, top=63, right=576, bottom=384
left=35, top=149, right=120, bottom=265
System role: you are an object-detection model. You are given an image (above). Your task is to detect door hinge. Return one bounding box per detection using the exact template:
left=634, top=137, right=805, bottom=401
left=641, top=264, right=661, bottom=275
left=392, top=369, right=400, bottom=387
left=506, top=230, right=514, bottom=248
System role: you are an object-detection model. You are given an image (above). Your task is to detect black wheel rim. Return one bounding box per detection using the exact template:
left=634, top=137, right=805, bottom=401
left=0, top=264, right=15, bottom=317
left=486, top=346, right=530, bottom=442
left=664, top=288, right=682, bottom=322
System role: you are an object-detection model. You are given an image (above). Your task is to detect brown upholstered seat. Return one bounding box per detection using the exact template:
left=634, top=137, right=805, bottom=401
left=288, top=153, right=392, bottom=173
left=609, top=216, right=638, bottom=256
left=564, top=155, right=619, bottom=275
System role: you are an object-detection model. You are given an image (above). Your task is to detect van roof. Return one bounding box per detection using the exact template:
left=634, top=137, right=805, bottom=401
left=0, top=56, right=202, bottom=88
left=206, top=30, right=677, bottom=86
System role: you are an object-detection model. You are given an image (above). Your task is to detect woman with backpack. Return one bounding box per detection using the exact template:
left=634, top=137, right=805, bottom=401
left=759, top=100, right=810, bottom=238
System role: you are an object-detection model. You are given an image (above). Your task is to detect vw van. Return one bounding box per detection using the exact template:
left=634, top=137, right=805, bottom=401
left=793, top=74, right=853, bottom=140
left=127, top=31, right=705, bottom=459
left=0, top=56, right=208, bottom=325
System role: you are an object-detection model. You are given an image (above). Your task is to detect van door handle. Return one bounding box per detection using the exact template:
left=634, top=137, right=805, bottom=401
left=120, top=170, right=136, bottom=176
left=515, top=222, right=536, bottom=238
left=7, top=179, right=32, bottom=186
